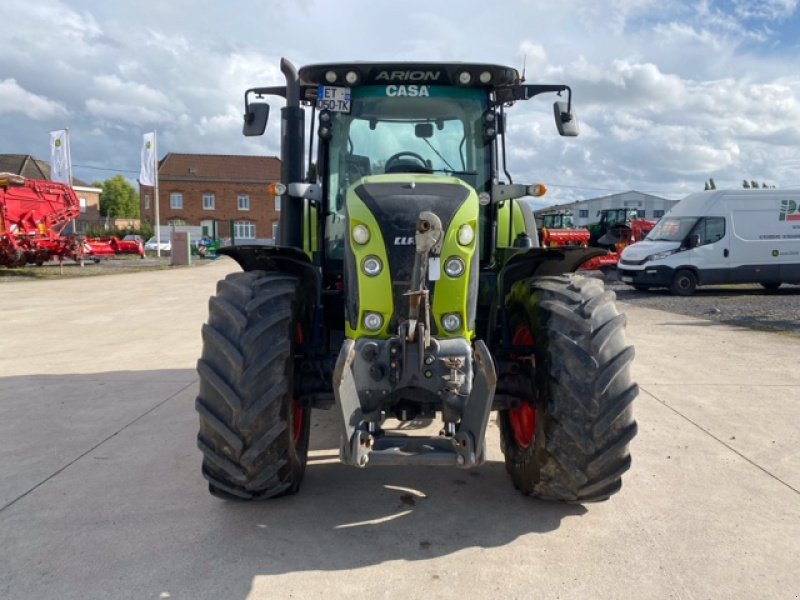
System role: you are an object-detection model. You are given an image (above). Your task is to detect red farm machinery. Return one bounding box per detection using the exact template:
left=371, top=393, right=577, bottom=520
left=0, top=173, right=143, bottom=267
left=536, top=209, right=590, bottom=248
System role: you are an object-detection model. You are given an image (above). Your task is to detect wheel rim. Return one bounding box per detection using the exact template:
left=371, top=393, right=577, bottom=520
left=292, top=323, right=306, bottom=444
left=509, top=324, right=537, bottom=449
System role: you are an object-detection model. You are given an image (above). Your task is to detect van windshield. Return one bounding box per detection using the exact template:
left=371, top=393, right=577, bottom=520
left=646, top=217, right=698, bottom=242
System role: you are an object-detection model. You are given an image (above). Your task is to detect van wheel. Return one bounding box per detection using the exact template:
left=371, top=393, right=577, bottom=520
left=761, top=282, right=781, bottom=291
left=670, top=269, right=696, bottom=296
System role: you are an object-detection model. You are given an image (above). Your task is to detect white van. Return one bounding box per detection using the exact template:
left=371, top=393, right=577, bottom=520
left=618, top=189, right=800, bottom=295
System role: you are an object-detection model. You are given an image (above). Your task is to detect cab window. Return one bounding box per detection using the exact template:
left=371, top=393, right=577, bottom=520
left=690, top=217, right=725, bottom=246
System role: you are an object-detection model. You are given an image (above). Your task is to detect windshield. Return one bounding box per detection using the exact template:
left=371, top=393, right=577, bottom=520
left=543, top=213, right=574, bottom=229
left=646, top=217, right=698, bottom=241
left=324, top=85, right=491, bottom=258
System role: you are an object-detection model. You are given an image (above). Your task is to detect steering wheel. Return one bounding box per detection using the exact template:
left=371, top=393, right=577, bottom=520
left=384, top=151, right=429, bottom=173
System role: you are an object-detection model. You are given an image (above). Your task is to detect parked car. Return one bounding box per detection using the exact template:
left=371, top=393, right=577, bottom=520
left=144, top=236, right=171, bottom=253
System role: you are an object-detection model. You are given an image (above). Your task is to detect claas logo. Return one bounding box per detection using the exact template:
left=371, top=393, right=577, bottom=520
left=779, top=199, right=800, bottom=221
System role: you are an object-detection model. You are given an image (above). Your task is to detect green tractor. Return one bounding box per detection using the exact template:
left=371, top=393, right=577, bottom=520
left=195, top=58, right=637, bottom=503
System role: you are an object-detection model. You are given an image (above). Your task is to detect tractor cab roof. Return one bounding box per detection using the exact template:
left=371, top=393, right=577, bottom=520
left=298, top=62, right=520, bottom=90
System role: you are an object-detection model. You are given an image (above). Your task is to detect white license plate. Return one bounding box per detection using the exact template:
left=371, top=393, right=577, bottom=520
left=316, top=86, right=351, bottom=112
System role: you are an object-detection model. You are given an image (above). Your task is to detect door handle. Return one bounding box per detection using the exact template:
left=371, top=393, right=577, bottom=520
left=724, top=249, right=729, bottom=257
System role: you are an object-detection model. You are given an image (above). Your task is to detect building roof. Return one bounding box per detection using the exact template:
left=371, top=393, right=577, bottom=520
left=0, top=154, right=90, bottom=186
left=157, top=153, right=281, bottom=183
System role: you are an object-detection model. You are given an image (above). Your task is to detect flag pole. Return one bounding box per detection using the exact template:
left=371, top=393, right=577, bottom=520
left=65, top=128, right=73, bottom=186
left=154, top=130, right=161, bottom=258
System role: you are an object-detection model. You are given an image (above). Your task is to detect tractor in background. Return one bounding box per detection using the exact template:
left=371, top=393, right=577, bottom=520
left=536, top=209, right=590, bottom=248
left=578, top=208, right=656, bottom=274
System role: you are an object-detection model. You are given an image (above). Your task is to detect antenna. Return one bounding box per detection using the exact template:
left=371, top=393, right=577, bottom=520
left=521, top=54, right=527, bottom=83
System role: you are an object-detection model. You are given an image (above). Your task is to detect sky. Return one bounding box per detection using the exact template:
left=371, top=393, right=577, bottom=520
left=1, top=0, right=799, bottom=207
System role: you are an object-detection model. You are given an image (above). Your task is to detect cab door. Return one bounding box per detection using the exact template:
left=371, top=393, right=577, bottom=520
left=686, top=216, right=729, bottom=284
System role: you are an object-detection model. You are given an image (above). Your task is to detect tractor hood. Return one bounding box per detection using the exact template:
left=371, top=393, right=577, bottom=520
left=344, top=174, right=479, bottom=340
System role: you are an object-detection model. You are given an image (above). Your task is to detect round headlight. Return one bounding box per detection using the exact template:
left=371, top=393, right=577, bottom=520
left=441, top=313, right=462, bottom=332
left=363, top=312, right=383, bottom=331
left=444, top=257, right=465, bottom=277
left=352, top=224, right=370, bottom=245
left=345, top=71, right=359, bottom=85
left=478, top=192, right=490, bottom=206
left=362, top=255, right=382, bottom=276
left=325, top=70, right=337, bottom=83
left=458, top=224, right=474, bottom=246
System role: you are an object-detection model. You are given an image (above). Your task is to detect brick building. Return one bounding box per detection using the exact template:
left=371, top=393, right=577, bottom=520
left=139, top=153, right=282, bottom=244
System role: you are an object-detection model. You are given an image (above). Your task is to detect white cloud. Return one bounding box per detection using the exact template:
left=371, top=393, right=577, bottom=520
left=0, top=0, right=799, bottom=195
left=0, top=79, right=67, bottom=119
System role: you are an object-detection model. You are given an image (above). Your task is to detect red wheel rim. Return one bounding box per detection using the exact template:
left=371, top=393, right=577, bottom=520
left=292, top=323, right=306, bottom=444
left=509, top=324, right=537, bottom=449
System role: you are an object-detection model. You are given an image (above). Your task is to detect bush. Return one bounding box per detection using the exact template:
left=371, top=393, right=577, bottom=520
left=83, top=223, right=154, bottom=240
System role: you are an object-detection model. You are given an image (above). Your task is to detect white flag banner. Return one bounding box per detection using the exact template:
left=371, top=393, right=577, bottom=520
left=140, top=132, right=156, bottom=186
left=49, top=129, right=71, bottom=184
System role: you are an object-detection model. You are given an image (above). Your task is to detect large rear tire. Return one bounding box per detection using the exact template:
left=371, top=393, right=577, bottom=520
left=196, top=271, right=311, bottom=500
left=499, top=274, right=638, bottom=502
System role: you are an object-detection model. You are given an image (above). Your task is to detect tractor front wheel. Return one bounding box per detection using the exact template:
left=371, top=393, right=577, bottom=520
left=499, top=274, right=638, bottom=502
left=195, top=271, right=311, bottom=500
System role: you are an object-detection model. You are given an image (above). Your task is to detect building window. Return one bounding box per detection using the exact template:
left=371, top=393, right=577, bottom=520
left=238, top=194, right=250, bottom=211
left=639, top=210, right=647, bottom=218
left=272, top=221, right=279, bottom=241
left=203, top=193, right=215, bottom=210
left=170, top=192, right=183, bottom=209
left=275, top=196, right=281, bottom=211
left=579, top=209, right=589, bottom=218
left=234, top=220, right=256, bottom=240
left=79, top=198, right=87, bottom=213
left=653, top=209, right=665, bottom=219
left=144, top=194, right=150, bottom=210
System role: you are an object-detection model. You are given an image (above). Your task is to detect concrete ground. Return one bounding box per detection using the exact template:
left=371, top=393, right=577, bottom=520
left=0, top=257, right=798, bottom=600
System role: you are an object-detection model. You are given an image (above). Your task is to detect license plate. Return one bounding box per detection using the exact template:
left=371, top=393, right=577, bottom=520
left=316, top=86, right=351, bottom=112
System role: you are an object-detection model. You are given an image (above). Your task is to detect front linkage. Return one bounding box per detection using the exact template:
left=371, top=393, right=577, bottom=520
left=334, top=211, right=496, bottom=467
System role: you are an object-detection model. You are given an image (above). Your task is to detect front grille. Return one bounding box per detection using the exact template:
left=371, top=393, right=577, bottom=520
left=354, top=181, right=469, bottom=332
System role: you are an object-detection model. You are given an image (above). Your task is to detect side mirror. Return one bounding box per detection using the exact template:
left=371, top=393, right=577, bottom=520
left=553, top=101, right=579, bottom=137
left=688, top=234, right=700, bottom=249
left=243, top=102, right=269, bottom=137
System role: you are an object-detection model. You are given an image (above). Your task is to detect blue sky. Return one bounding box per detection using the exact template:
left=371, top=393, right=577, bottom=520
left=0, top=0, right=798, bottom=206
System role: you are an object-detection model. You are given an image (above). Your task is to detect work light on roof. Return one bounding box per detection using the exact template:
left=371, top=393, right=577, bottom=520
left=345, top=71, right=359, bottom=85
left=479, top=71, right=492, bottom=84
left=325, top=70, right=337, bottom=83
left=458, top=71, right=472, bottom=85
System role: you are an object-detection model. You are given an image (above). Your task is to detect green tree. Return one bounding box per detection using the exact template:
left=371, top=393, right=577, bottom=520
left=99, top=175, right=139, bottom=218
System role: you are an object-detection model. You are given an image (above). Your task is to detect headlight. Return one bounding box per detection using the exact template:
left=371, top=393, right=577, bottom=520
left=363, top=312, right=383, bottom=331
left=352, top=224, right=370, bottom=245
left=361, top=255, right=382, bottom=276
left=441, top=313, right=462, bottom=332
left=457, top=224, right=474, bottom=246
left=645, top=249, right=678, bottom=262
left=444, top=257, right=465, bottom=277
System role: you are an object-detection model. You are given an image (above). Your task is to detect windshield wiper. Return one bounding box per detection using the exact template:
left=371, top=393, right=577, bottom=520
left=430, top=168, right=477, bottom=176
left=422, top=138, right=457, bottom=172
